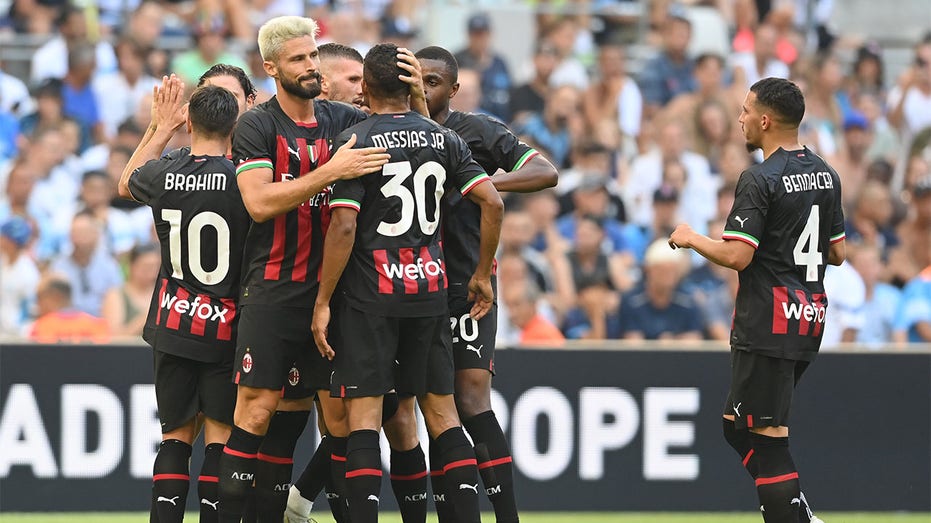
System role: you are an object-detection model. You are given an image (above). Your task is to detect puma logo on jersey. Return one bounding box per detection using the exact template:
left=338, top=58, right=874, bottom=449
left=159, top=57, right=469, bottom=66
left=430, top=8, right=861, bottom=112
left=466, top=344, right=483, bottom=358
left=157, top=496, right=180, bottom=506
left=287, top=145, right=301, bottom=160
left=459, top=483, right=479, bottom=494
left=201, top=498, right=219, bottom=510
left=734, top=215, right=748, bottom=228
left=367, top=495, right=380, bottom=502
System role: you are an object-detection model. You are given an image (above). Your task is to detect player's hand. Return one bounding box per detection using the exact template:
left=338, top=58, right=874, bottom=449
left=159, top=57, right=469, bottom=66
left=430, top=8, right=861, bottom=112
left=153, top=74, right=187, bottom=133
left=467, top=275, right=494, bottom=320
left=330, top=133, right=390, bottom=180
left=397, top=48, right=424, bottom=98
left=312, top=303, right=335, bottom=360
left=668, top=223, right=695, bottom=250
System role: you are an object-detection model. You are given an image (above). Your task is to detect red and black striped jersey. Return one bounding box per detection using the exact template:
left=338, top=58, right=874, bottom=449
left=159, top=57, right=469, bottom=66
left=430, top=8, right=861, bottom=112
left=440, top=111, right=538, bottom=310
left=129, top=151, right=249, bottom=362
left=232, top=97, right=366, bottom=307
left=723, top=147, right=845, bottom=361
left=329, top=112, right=490, bottom=317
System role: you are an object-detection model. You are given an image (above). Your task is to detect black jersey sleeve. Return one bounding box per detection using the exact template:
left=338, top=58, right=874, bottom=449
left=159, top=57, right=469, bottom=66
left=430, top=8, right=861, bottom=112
left=232, top=110, right=273, bottom=176
left=722, top=170, right=769, bottom=249
left=127, top=158, right=163, bottom=204
left=447, top=131, right=490, bottom=196
left=476, top=114, right=539, bottom=172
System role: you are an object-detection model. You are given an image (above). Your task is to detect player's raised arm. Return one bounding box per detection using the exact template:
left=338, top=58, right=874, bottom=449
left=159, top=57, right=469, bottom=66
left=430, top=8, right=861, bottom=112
left=464, top=174, right=504, bottom=320
left=312, top=202, right=359, bottom=360
left=118, top=74, right=187, bottom=200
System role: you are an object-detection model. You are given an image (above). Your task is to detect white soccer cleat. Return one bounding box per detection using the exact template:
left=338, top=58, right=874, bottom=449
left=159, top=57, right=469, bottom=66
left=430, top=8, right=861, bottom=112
left=810, top=517, right=824, bottom=523
left=284, top=485, right=315, bottom=522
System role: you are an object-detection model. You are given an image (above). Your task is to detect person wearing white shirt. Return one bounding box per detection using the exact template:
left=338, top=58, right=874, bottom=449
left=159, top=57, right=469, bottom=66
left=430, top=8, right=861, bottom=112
left=31, top=6, right=117, bottom=84
left=0, top=217, right=40, bottom=338
left=820, top=260, right=867, bottom=349
left=0, top=68, right=34, bottom=118
left=93, top=38, right=160, bottom=139
left=729, top=24, right=790, bottom=91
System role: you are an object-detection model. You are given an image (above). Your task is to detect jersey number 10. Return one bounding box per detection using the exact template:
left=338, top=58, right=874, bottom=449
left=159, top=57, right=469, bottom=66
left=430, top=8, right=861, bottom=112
left=161, top=209, right=231, bottom=286
left=377, top=160, right=446, bottom=237
left=793, top=205, right=822, bottom=282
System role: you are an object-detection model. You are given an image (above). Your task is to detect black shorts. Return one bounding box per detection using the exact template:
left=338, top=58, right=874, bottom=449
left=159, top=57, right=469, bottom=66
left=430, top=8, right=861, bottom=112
left=450, top=305, right=496, bottom=375
left=724, top=348, right=810, bottom=430
left=234, top=305, right=331, bottom=398
left=154, top=349, right=236, bottom=433
left=330, top=300, right=454, bottom=398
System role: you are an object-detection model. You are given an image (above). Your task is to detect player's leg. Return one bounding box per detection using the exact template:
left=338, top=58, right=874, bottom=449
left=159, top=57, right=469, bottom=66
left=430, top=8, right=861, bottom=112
left=151, top=351, right=199, bottom=523
left=413, top=315, right=480, bottom=523
left=319, top=389, right=352, bottom=523
left=723, top=349, right=759, bottom=480
left=384, top=394, right=428, bottom=523
left=452, top=306, right=518, bottom=523
left=198, top=356, right=237, bottom=523
left=287, top=396, right=337, bottom=522
left=344, top=396, right=386, bottom=523
left=252, top=396, right=311, bottom=522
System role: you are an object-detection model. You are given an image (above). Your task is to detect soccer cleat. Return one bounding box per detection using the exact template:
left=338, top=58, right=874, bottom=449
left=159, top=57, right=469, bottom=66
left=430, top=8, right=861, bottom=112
left=810, top=517, right=824, bottom=523
left=284, top=485, right=315, bottom=522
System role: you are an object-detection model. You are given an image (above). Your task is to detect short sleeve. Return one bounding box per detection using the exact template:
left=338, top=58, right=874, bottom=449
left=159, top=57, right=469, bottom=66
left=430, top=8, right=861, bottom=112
left=127, top=159, right=162, bottom=204
left=480, top=115, right=538, bottom=172
left=448, top=132, right=490, bottom=196
left=722, top=170, right=768, bottom=249
left=330, top=177, right=365, bottom=213
left=232, top=111, right=273, bottom=176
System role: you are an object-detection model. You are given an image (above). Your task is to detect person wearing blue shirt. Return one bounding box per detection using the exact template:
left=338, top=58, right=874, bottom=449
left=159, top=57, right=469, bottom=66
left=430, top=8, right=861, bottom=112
left=638, top=14, right=696, bottom=114
left=454, top=12, right=513, bottom=121
left=850, top=244, right=902, bottom=345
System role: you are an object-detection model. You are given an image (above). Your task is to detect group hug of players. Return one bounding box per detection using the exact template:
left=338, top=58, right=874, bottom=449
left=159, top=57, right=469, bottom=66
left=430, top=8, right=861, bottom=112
left=119, top=14, right=558, bottom=523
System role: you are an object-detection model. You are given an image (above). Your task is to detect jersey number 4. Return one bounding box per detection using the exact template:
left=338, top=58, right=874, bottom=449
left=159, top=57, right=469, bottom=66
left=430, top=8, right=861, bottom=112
left=793, top=205, right=822, bottom=282
left=378, top=161, right=446, bottom=237
left=162, top=209, right=230, bottom=286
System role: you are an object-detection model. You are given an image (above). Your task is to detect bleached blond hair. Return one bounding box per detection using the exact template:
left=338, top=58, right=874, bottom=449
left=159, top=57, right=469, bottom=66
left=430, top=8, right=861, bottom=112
left=257, top=16, right=319, bottom=62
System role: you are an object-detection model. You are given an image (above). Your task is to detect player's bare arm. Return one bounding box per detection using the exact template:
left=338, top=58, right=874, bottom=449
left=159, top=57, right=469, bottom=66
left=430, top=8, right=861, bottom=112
left=312, top=207, right=358, bottom=360
left=464, top=179, right=504, bottom=320
left=237, top=133, right=389, bottom=222
left=396, top=47, right=428, bottom=116
left=669, top=223, right=755, bottom=271
left=118, top=74, right=187, bottom=200
left=828, top=239, right=846, bottom=266
left=491, top=154, right=558, bottom=193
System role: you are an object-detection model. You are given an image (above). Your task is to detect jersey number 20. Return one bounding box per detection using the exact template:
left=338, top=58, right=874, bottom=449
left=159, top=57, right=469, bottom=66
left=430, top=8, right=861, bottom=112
left=162, top=209, right=230, bottom=286
left=793, top=205, right=822, bottom=282
left=378, top=161, right=446, bottom=237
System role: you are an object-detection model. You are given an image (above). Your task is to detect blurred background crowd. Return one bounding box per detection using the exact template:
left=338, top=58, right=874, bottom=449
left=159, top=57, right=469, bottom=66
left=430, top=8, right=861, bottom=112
left=0, top=0, right=930, bottom=348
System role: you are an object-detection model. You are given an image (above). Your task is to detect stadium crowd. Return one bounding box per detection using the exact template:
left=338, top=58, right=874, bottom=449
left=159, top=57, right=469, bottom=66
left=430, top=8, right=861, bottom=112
left=0, top=0, right=930, bottom=347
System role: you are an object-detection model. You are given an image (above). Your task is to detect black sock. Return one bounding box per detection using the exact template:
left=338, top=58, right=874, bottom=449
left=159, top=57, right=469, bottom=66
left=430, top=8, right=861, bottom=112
left=750, top=432, right=801, bottom=523
left=254, top=411, right=308, bottom=522
left=345, top=429, right=383, bottom=523
left=218, top=426, right=263, bottom=523
left=464, top=410, right=519, bottom=523
left=797, top=491, right=817, bottom=522
left=198, top=442, right=223, bottom=523
left=429, top=437, right=457, bottom=523
left=151, top=439, right=192, bottom=523
left=435, top=427, right=481, bottom=523
left=722, top=418, right=758, bottom=479
left=287, top=435, right=332, bottom=520
left=391, top=443, right=428, bottom=523
left=329, top=436, right=350, bottom=523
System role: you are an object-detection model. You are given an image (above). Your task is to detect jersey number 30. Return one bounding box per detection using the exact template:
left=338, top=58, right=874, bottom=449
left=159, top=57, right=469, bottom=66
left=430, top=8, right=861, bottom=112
left=793, top=204, right=822, bottom=282
left=162, top=209, right=230, bottom=285
left=378, top=161, right=446, bottom=237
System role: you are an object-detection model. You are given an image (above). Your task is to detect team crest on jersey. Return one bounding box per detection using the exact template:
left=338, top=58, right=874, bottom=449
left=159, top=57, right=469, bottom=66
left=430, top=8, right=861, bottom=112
left=288, top=366, right=300, bottom=386
left=242, top=352, right=253, bottom=373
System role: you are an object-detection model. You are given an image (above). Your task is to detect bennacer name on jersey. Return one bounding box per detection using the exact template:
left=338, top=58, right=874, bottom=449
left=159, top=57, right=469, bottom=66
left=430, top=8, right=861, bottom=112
left=371, top=130, right=446, bottom=151
left=781, top=171, right=834, bottom=193
left=164, top=171, right=229, bottom=191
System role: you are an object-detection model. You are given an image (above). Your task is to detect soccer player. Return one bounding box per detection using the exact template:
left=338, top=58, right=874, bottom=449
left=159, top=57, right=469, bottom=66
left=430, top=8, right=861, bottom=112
left=415, top=45, right=557, bottom=523
left=287, top=40, right=427, bottom=523
left=313, top=42, right=504, bottom=523
left=217, top=15, right=392, bottom=523
left=669, top=77, right=842, bottom=523
left=118, top=77, right=250, bottom=523
left=198, top=63, right=258, bottom=120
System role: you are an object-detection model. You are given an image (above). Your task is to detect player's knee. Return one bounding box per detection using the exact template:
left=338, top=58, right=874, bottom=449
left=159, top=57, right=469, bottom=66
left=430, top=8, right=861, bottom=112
left=319, top=394, right=349, bottom=436
left=454, top=372, right=492, bottom=419
left=162, top=419, right=197, bottom=445
left=419, top=394, right=461, bottom=438
left=235, top=401, right=276, bottom=434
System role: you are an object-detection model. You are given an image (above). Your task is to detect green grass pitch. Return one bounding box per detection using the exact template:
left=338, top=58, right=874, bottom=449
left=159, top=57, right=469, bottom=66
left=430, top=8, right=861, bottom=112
left=1, top=513, right=929, bottom=522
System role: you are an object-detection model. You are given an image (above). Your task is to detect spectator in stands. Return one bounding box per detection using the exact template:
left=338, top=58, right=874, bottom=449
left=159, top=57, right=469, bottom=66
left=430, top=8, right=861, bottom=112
left=691, top=99, right=733, bottom=174
left=893, top=261, right=931, bottom=344
left=830, top=111, right=873, bottom=209
left=450, top=68, right=482, bottom=114
left=30, top=4, right=117, bottom=83
left=543, top=17, right=589, bottom=90
left=0, top=98, right=18, bottom=162
left=29, top=274, right=110, bottom=343
left=0, top=60, right=34, bottom=118
left=516, top=84, right=583, bottom=168
left=567, top=214, right=631, bottom=293
left=101, top=242, right=159, bottom=337
left=0, top=216, right=39, bottom=337
left=557, top=176, right=631, bottom=257
left=49, top=210, right=123, bottom=316
left=729, top=23, right=789, bottom=91
left=561, top=280, right=622, bottom=340
left=624, top=183, right=685, bottom=261
left=0, top=163, right=35, bottom=223
left=18, top=78, right=66, bottom=139
left=454, top=12, right=512, bottom=121
left=582, top=42, right=642, bottom=154
left=510, top=41, right=559, bottom=125
left=659, top=53, right=740, bottom=141
left=93, top=38, right=160, bottom=139
left=61, top=42, right=104, bottom=149
left=78, top=170, right=148, bottom=255
left=847, top=41, right=886, bottom=100
left=856, top=91, right=900, bottom=164
left=845, top=180, right=899, bottom=260
left=502, top=279, right=565, bottom=345
left=821, top=258, right=866, bottom=349
left=800, top=51, right=845, bottom=157
left=170, top=17, right=248, bottom=86
left=22, top=127, right=79, bottom=259
left=638, top=12, right=695, bottom=115
left=617, top=239, right=702, bottom=340
left=887, top=34, right=931, bottom=157
left=849, top=244, right=901, bottom=346
left=888, top=177, right=931, bottom=286
left=499, top=209, right=558, bottom=297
